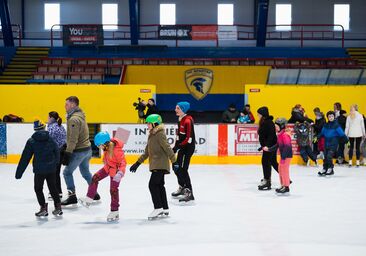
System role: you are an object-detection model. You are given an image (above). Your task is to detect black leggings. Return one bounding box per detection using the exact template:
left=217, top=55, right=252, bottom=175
left=261, top=151, right=279, bottom=180
left=349, top=137, right=362, bottom=160
left=174, top=147, right=194, bottom=192
left=149, top=171, right=168, bottom=210
left=34, top=172, right=60, bottom=207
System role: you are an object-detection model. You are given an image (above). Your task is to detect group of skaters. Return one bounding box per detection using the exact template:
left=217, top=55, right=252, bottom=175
left=15, top=96, right=196, bottom=221
left=257, top=102, right=365, bottom=194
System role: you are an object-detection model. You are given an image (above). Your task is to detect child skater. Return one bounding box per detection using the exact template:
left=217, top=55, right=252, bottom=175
left=129, top=114, right=179, bottom=220
left=79, top=131, right=126, bottom=222
left=266, top=118, right=293, bottom=194
left=15, top=120, right=63, bottom=217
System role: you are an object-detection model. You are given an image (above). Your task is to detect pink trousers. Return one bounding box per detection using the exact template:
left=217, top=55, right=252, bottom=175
left=87, top=168, right=121, bottom=211
left=279, top=158, right=291, bottom=187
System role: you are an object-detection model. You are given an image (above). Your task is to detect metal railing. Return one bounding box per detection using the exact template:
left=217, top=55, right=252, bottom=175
left=0, top=24, right=22, bottom=46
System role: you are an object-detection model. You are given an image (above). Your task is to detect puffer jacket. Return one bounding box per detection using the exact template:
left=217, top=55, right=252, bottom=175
left=102, top=138, right=127, bottom=177
left=16, top=131, right=59, bottom=178
left=318, top=121, right=348, bottom=149
left=138, top=125, right=176, bottom=173
left=66, top=108, right=91, bottom=153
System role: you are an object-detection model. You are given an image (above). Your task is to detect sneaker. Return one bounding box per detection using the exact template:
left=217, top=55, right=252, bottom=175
left=325, top=168, right=334, bottom=175
left=61, top=191, right=78, bottom=206
left=52, top=203, right=63, bottom=216
left=35, top=203, right=48, bottom=217
left=148, top=208, right=164, bottom=220
left=171, top=186, right=184, bottom=197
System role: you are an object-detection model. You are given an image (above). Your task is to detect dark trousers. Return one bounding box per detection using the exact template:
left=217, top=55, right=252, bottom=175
left=34, top=172, right=60, bottom=207
left=149, top=171, right=168, bottom=210
left=337, top=142, right=345, bottom=160
left=55, top=148, right=65, bottom=194
left=174, top=147, right=194, bottom=192
left=349, top=137, right=362, bottom=160
left=323, top=147, right=336, bottom=170
left=261, top=151, right=279, bottom=180
left=299, top=145, right=317, bottom=163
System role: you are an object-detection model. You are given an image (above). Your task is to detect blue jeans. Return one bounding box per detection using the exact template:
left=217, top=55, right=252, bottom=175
left=63, top=148, right=92, bottom=192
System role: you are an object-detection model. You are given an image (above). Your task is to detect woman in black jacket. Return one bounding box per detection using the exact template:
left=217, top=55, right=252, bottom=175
left=257, top=106, right=279, bottom=190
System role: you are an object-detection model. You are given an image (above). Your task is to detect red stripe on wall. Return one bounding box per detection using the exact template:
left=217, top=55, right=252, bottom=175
left=218, top=124, right=228, bottom=156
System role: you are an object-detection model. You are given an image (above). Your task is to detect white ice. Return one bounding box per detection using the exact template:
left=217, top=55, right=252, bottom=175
left=0, top=163, right=366, bottom=256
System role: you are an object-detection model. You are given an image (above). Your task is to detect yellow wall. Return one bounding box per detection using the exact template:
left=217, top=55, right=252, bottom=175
left=0, top=84, right=155, bottom=123
left=124, top=65, right=270, bottom=94
left=246, top=84, right=366, bottom=120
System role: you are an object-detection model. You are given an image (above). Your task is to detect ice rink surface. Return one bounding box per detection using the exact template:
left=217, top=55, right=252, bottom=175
left=0, top=163, right=366, bottom=256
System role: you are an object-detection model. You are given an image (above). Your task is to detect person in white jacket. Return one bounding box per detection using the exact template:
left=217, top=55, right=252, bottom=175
left=345, top=104, right=366, bottom=167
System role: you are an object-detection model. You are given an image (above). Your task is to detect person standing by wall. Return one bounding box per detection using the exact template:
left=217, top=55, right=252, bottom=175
left=345, top=104, right=365, bottom=167
left=129, top=114, right=178, bottom=220
left=171, top=101, right=196, bottom=202
left=61, top=96, right=99, bottom=206
left=257, top=106, right=278, bottom=190
left=47, top=111, right=66, bottom=199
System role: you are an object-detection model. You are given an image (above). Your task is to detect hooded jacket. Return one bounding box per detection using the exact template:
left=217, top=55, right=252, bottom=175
left=258, top=116, right=277, bottom=148
left=102, top=138, right=127, bottom=177
left=66, top=108, right=91, bottom=153
left=138, top=125, right=177, bottom=173
left=16, top=131, right=59, bottom=178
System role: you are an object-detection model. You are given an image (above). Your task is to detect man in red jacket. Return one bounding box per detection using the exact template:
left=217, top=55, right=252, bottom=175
left=172, top=101, right=196, bottom=202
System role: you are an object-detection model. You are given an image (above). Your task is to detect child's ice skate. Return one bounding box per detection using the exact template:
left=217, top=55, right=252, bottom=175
left=78, top=196, right=94, bottom=208
left=275, top=186, right=290, bottom=195
left=107, top=211, right=119, bottom=222
left=52, top=203, right=63, bottom=216
left=258, top=179, right=271, bottom=190
left=163, top=209, right=169, bottom=216
left=148, top=208, right=164, bottom=220
left=171, top=186, right=185, bottom=197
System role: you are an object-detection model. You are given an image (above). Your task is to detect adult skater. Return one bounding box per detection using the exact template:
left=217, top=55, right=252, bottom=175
left=79, top=131, right=126, bottom=222
left=129, top=114, right=178, bottom=220
left=257, top=106, right=279, bottom=190
left=316, top=111, right=349, bottom=176
left=15, top=120, right=63, bottom=217
left=47, top=111, right=66, bottom=199
left=171, top=101, right=196, bottom=202
left=345, top=104, right=365, bottom=167
left=61, top=96, right=99, bottom=206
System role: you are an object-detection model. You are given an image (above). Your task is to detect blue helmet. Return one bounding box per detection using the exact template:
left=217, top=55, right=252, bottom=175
left=94, top=131, right=111, bottom=147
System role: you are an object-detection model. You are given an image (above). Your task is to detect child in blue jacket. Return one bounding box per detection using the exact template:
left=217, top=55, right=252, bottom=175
left=316, top=111, right=349, bottom=176
left=15, top=120, right=62, bottom=217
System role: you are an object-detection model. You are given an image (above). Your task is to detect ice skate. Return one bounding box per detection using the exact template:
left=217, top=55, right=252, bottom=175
left=107, top=211, right=119, bottom=222
left=35, top=203, right=48, bottom=217
left=93, top=192, right=101, bottom=201
left=171, top=186, right=185, bottom=197
left=325, top=168, right=334, bottom=176
left=356, top=160, right=360, bottom=168
left=348, top=160, right=352, bottom=168
left=78, top=196, right=94, bottom=208
left=258, top=179, right=271, bottom=190
left=52, top=203, right=63, bottom=216
left=148, top=208, right=164, bottom=220
left=318, top=169, right=327, bottom=176
left=163, top=209, right=169, bottom=216
left=179, top=188, right=195, bottom=202
left=275, top=186, right=290, bottom=194
left=61, top=191, right=78, bottom=206
left=317, top=152, right=324, bottom=160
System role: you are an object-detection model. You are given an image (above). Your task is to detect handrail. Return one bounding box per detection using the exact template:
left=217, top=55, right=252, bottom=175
left=0, top=24, right=22, bottom=46
left=50, top=23, right=345, bottom=47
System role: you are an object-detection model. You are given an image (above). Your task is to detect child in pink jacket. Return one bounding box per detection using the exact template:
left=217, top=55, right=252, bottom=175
left=79, top=131, right=126, bottom=221
left=267, top=118, right=293, bottom=194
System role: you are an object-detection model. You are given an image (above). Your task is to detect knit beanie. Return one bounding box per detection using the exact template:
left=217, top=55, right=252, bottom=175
left=177, top=101, right=190, bottom=114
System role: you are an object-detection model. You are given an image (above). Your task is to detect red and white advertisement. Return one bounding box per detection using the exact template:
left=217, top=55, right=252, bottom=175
left=234, top=124, right=300, bottom=156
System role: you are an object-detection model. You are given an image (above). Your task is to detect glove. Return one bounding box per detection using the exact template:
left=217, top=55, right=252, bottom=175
left=113, top=171, right=124, bottom=182
left=129, top=161, right=141, bottom=173
left=172, top=162, right=180, bottom=172
left=62, top=152, right=72, bottom=166
left=346, top=141, right=350, bottom=148
left=172, top=144, right=180, bottom=153
left=312, top=137, right=318, bottom=143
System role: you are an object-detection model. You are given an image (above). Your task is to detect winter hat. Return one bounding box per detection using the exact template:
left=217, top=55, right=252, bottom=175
left=257, top=106, right=269, bottom=118
left=177, top=101, right=190, bottom=114
left=34, top=119, right=45, bottom=130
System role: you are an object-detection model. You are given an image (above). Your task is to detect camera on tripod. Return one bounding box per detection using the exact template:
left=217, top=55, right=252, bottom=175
left=133, top=97, right=146, bottom=118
